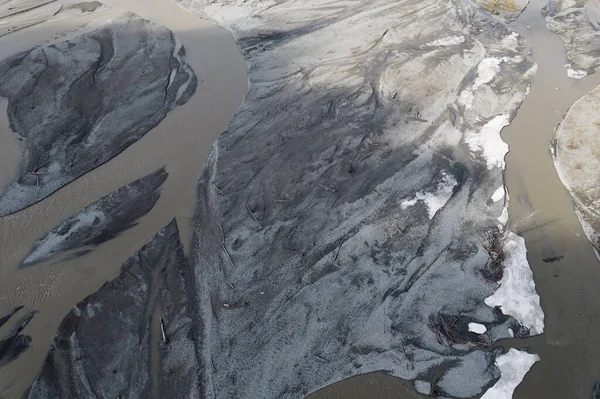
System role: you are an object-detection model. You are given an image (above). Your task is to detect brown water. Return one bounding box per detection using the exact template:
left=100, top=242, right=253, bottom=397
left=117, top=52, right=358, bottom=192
left=0, top=0, right=247, bottom=395
left=505, top=1, right=600, bottom=398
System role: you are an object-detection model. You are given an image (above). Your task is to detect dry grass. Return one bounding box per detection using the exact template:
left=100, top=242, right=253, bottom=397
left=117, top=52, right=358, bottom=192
left=480, top=0, right=520, bottom=13
left=428, top=313, right=486, bottom=346
left=567, top=137, right=580, bottom=150
left=482, top=229, right=506, bottom=283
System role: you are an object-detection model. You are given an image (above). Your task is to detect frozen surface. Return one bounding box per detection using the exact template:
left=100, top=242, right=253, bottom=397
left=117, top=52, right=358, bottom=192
left=480, top=348, right=539, bottom=399
left=465, top=114, right=511, bottom=170
left=175, top=0, right=542, bottom=396
left=485, top=232, right=545, bottom=335
left=468, top=322, right=487, bottom=334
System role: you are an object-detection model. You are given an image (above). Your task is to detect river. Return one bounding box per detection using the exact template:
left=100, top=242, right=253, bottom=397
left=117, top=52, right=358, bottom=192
left=0, top=0, right=247, bottom=395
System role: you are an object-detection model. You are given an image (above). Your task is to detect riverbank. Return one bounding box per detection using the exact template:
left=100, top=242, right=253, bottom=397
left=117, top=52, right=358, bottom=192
left=0, top=0, right=247, bottom=394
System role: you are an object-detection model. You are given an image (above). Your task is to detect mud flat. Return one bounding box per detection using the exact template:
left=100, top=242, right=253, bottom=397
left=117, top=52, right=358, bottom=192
left=179, top=0, right=545, bottom=397
left=0, top=0, right=246, bottom=395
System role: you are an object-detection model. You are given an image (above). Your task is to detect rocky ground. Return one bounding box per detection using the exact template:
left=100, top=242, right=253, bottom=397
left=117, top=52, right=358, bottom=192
left=553, top=84, right=600, bottom=257
left=0, top=11, right=195, bottom=216
left=27, top=220, right=201, bottom=399
left=22, top=167, right=168, bottom=266
left=178, top=0, right=543, bottom=397
left=544, top=0, right=600, bottom=78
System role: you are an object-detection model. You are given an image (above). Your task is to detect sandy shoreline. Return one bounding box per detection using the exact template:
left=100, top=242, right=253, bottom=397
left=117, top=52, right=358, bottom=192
left=0, top=0, right=246, bottom=394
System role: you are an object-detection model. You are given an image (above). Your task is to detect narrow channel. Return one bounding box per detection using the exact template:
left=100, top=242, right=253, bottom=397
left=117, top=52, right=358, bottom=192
left=503, top=0, right=600, bottom=397
left=0, top=0, right=247, bottom=394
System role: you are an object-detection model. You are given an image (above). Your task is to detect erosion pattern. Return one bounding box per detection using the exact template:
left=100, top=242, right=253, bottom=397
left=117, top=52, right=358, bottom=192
left=554, top=85, right=600, bottom=258
left=544, top=0, right=600, bottom=78
left=28, top=221, right=200, bottom=399
left=0, top=306, right=34, bottom=369
left=178, top=0, right=541, bottom=397
left=0, top=12, right=196, bottom=216
left=22, top=167, right=168, bottom=266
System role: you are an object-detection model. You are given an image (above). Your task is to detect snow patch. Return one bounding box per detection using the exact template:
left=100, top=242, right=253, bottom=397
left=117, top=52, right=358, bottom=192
left=459, top=57, right=502, bottom=109
left=484, top=232, right=545, bottom=335
left=480, top=349, right=539, bottom=399
left=401, top=173, right=457, bottom=218
left=465, top=114, right=510, bottom=170
left=567, top=67, right=587, bottom=79
left=468, top=322, right=487, bottom=334
left=491, top=186, right=505, bottom=202
left=424, top=35, right=465, bottom=47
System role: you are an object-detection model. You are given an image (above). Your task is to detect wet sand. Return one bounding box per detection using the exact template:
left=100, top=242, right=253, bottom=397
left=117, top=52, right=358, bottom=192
left=502, top=0, right=600, bottom=398
left=0, top=0, right=247, bottom=395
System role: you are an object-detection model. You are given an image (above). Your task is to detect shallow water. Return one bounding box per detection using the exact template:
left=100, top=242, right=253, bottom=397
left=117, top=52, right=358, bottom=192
left=0, top=0, right=247, bottom=395
left=504, top=0, right=600, bottom=398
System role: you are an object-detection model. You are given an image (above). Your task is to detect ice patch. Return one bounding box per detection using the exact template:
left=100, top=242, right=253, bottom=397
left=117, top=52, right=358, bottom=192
left=459, top=57, right=502, bottom=109
left=475, top=58, right=502, bottom=87
left=480, top=349, right=539, bottom=399
left=468, top=322, right=487, bottom=334
left=465, top=114, right=510, bottom=170
left=401, top=173, right=457, bottom=218
left=501, top=32, right=519, bottom=49
left=567, top=67, right=587, bottom=79
left=491, top=186, right=505, bottom=202
left=484, top=232, right=545, bottom=335
left=424, top=35, right=465, bottom=47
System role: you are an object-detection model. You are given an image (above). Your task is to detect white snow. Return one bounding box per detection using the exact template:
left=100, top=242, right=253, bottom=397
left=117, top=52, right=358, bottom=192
left=401, top=173, right=457, bottom=218
left=567, top=67, right=587, bottom=79
left=484, top=232, right=545, bottom=335
left=468, top=322, right=487, bottom=334
left=491, top=186, right=505, bottom=202
left=497, top=206, right=509, bottom=227
left=458, top=57, right=503, bottom=110
left=475, top=57, right=502, bottom=87
left=424, top=35, right=465, bottom=47
left=465, top=114, right=510, bottom=170
left=501, top=32, right=519, bottom=50
left=480, top=349, right=540, bottom=399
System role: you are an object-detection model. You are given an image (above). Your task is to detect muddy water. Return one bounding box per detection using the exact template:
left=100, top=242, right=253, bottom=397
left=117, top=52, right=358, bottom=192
left=504, top=1, right=600, bottom=398
left=0, top=0, right=247, bottom=395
